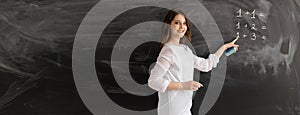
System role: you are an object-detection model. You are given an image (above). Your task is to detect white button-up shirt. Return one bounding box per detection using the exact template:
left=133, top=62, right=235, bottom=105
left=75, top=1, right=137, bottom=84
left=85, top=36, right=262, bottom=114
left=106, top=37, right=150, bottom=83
left=148, top=44, right=219, bottom=115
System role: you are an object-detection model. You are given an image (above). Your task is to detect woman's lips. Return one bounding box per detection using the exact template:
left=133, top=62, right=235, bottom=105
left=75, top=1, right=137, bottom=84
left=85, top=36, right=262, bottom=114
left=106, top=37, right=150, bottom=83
left=177, top=30, right=185, bottom=33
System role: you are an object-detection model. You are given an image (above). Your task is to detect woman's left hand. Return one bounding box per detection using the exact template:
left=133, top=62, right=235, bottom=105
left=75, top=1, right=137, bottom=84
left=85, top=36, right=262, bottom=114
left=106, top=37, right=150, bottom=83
left=223, top=37, right=239, bottom=51
left=214, top=37, right=240, bottom=58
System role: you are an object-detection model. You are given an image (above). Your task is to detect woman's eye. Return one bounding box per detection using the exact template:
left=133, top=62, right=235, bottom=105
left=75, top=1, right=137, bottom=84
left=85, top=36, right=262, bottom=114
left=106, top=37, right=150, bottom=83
left=175, top=22, right=179, bottom=24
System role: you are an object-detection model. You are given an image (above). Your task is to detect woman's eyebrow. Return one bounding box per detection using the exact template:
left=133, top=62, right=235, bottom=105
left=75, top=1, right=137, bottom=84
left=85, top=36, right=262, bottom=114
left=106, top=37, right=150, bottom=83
left=173, top=20, right=186, bottom=22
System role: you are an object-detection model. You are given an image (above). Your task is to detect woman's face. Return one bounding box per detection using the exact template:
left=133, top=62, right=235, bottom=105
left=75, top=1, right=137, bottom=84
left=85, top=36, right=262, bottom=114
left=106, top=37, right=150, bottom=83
left=170, top=14, right=187, bottom=38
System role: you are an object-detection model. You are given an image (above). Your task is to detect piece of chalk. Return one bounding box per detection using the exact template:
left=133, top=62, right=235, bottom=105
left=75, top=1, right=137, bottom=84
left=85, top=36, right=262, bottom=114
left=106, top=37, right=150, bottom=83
left=225, top=47, right=236, bottom=56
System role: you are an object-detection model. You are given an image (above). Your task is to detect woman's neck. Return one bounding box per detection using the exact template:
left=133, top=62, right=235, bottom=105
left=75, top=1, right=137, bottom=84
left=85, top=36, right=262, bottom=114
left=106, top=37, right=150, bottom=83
left=166, top=37, right=181, bottom=46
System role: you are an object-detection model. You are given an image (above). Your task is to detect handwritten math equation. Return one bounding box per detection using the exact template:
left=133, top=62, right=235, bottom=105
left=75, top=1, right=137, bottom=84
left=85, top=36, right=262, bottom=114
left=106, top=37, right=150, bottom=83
left=235, top=9, right=267, bottom=40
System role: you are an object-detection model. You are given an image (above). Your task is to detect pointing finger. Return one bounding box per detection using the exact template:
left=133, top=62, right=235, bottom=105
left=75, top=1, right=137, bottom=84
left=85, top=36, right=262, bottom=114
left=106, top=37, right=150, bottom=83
left=231, top=37, right=239, bottom=44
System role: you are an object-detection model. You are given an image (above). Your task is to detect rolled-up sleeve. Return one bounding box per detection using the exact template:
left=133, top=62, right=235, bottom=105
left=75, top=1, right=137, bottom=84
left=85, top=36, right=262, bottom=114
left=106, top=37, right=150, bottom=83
left=193, top=54, right=219, bottom=72
left=148, top=46, right=173, bottom=93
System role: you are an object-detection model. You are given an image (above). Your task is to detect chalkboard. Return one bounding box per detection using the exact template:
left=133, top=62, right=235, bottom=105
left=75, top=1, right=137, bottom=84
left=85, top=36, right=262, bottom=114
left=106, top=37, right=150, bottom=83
left=0, top=0, right=299, bottom=114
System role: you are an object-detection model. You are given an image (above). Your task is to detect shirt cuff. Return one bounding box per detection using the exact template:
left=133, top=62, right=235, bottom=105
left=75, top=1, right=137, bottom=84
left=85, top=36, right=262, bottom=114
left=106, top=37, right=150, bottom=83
left=159, top=80, right=170, bottom=93
left=209, top=54, right=219, bottom=67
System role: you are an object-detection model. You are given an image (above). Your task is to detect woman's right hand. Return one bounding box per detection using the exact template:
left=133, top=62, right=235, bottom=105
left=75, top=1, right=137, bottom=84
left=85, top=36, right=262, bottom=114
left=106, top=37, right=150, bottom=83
left=179, top=81, right=203, bottom=91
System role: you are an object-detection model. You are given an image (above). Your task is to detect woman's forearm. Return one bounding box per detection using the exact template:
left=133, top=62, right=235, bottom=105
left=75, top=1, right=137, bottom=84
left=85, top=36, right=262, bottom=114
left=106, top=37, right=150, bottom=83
left=214, top=45, right=226, bottom=58
left=167, top=81, right=181, bottom=90
left=166, top=81, right=202, bottom=91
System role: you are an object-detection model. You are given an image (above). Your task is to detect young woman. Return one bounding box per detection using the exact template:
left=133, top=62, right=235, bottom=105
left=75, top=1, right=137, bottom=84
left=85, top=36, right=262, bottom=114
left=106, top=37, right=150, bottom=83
left=148, top=9, right=239, bottom=115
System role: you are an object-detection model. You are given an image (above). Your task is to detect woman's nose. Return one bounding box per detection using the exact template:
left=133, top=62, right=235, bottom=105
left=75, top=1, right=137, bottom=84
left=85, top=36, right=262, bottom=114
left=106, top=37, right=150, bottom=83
left=179, top=23, right=183, bottom=29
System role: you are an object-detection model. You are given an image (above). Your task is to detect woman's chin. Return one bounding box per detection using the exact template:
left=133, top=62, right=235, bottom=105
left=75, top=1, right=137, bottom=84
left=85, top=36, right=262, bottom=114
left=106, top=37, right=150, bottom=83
left=171, top=33, right=185, bottom=38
